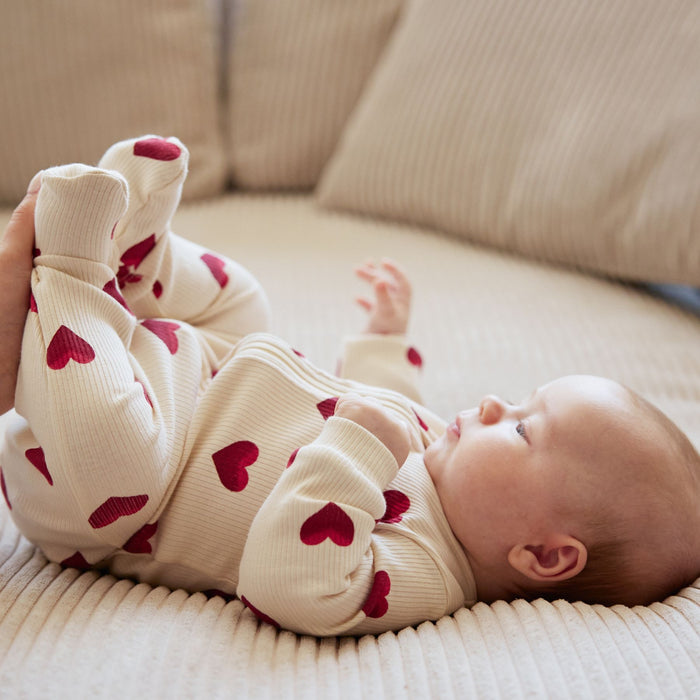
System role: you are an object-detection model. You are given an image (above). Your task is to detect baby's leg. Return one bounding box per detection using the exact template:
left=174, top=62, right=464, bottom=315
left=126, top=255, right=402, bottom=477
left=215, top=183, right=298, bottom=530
left=99, top=136, right=271, bottom=367
left=4, top=166, right=202, bottom=565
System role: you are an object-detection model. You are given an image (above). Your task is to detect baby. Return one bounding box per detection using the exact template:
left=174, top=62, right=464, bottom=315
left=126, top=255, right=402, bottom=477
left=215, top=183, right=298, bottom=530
left=2, top=136, right=699, bottom=637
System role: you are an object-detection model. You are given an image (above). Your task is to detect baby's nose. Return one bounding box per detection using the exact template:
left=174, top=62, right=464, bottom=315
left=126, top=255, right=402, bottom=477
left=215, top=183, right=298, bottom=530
left=479, top=395, right=506, bottom=424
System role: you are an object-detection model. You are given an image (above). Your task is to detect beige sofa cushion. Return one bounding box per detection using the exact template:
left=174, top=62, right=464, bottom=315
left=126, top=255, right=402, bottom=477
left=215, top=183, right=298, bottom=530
left=0, top=0, right=226, bottom=205
left=318, top=0, right=700, bottom=285
left=227, top=0, right=402, bottom=189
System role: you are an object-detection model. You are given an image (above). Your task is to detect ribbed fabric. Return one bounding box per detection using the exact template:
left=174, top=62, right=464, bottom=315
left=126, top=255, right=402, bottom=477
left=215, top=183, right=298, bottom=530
left=318, top=0, right=700, bottom=286
left=0, top=1, right=226, bottom=205
left=227, top=0, right=403, bottom=189
left=1, top=191, right=700, bottom=694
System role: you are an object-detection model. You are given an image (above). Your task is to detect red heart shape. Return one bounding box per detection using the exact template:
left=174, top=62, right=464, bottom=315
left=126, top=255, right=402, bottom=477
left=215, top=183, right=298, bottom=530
left=212, top=440, right=259, bottom=492
left=141, top=319, right=180, bottom=354
left=362, top=570, right=391, bottom=618
left=152, top=280, right=163, bottom=298
left=88, top=494, right=149, bottom=529
left=60, top=551, right=90, bottom=569
left=135, top=379, right=153, bottom=408
left=1, top=470, right=10, bottom=510
left=102, top=278, right=130, bottom=312
left=300, top=502, right=354, bottom=546
left=25, top=446, right=53, bottom=485
left=316, top=397, right=339, bottom=420
left=241, top=596, right=280, bottom=629
left=133, top=138, right=182, bottom=161
left=123, top=520, right=158, bottom=553
left=412, top=408, right=428, bottom=431
left=201, top=253, right=229, bottom=289
left=120, top=234, right=156, bottom=269
left=286, top=447, right=300, bottom=468
left=47, top=325, right=96, bottom=369
left=407, top=346, right=423, bottom=368
left=378, top=490, right=410, bottom=524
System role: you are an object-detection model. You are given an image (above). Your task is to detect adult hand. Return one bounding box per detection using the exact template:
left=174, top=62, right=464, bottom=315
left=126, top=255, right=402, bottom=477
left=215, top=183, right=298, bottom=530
left=0, top=173, right=40, bottom=415
left=335, top=393, right=411, bottom=467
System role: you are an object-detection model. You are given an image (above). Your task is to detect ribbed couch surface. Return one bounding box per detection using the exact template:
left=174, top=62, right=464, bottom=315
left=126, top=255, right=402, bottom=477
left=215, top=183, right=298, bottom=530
left=1, top=194, right=699, bottom=698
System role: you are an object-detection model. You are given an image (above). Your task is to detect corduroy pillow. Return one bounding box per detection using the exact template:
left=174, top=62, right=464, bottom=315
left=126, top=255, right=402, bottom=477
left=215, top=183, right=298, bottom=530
left=0, top=0, right=226, bottom=205
left=318, top=0, right=700, bottom=285
left=226, top=0, right=403, bottom=190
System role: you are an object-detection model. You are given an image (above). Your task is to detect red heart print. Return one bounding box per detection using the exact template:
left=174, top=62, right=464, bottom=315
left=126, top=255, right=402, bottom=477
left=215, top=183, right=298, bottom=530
left=30, top=293, right=38, bottom=313
left=25, top=446, right=53, bottom=485
left=61, top=551, right=90, bottom=569
left=47, top=325, right=96, bottom=369
left=412, top=408, right=428, bottom=431
left=316, top=397, right=339, bottom=420
left=120, top=234, right=156, bottom=269
left=201, top=253, right=229, bottom=289
left=378, top=490, right=410, bottom=524
left=117, top=266, right=143, bottom=287
left=212, top=440, right=259, bottom=492
left=1, top=469, right=10, bottom=510
left=152, top=280, right=163, bottom=298
left=241, top=596, right=281, bottom=629
left=123, top=520, right=158, bottom=554
left=362, top=570, right=391, bottom=618
left=300, top=502, right=354, bottom=546
left=88, top=494, right=149, bottom=529
left=133, top=138, right=182, bottom=161
left=103, top=278, right=131, bottom=312
left=286, top=447, right=300, bottom=468
left=141, top=319, right=180, bottom=354
left=407, top=346, right=423, bottom=368
left=135, top=379, right=153, bottom=408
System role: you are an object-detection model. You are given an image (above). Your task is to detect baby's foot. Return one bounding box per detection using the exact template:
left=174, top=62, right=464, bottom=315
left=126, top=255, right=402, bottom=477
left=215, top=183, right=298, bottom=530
left=98, top=136, right=188, bottom=302
left=34, top=165, right=128, bottom=266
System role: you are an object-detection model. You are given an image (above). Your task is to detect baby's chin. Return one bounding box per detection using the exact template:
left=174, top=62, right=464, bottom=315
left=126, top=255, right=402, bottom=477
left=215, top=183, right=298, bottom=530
left=422, top=437, right=445, bottom=479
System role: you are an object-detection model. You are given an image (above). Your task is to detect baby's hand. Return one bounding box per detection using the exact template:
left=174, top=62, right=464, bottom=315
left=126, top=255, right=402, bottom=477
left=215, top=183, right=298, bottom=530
left=355, top=259, right=412, bottom=335
left=335, top=393, right=411, bottom=467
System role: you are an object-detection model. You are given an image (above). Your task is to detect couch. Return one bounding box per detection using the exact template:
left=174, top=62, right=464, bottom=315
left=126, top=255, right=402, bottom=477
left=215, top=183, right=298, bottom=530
left=1, top=1, right=699, bottom=697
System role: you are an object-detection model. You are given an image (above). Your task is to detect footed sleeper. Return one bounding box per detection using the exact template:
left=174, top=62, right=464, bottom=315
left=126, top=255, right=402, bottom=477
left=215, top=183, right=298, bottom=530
left=0, top=137, right=475, bottom=636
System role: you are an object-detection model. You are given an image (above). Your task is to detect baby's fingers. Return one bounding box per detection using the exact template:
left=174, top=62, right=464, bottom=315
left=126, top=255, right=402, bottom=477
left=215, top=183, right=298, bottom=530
left=379, top=259, right=411, bottom=293
left=354, top=260, right=379, bottom=283
left=355, top=295, right=374, bottom=312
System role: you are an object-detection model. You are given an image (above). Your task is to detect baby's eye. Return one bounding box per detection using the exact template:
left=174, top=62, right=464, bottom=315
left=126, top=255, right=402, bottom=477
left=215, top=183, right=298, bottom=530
left=516, top=421, right=528, bottom=442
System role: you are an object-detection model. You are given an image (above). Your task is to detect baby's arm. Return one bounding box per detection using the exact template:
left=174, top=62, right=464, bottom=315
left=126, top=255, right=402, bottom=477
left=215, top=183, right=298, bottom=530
left=338, top=260, right=424, bottom=403
left=237, top=396, right=455, bottom=636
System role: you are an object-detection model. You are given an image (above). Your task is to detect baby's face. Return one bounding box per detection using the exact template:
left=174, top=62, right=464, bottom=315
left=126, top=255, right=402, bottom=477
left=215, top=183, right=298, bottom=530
left=424, top=375, right=639, bottom=565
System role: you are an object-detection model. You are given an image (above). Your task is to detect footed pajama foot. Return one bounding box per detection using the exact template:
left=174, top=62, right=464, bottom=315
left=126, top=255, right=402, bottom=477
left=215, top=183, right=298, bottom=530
left=98, top=136, right=188, bottom=299
left=34, top=165, right=128, bottom=266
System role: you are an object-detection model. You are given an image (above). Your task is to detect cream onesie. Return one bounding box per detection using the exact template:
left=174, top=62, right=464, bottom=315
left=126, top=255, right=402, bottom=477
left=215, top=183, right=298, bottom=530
left=0, top=137, right=476, bottom=637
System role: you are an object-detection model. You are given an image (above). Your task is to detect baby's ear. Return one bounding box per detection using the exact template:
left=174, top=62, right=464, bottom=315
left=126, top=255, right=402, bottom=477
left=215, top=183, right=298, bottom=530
left=508, top=535, right=587, bottom=582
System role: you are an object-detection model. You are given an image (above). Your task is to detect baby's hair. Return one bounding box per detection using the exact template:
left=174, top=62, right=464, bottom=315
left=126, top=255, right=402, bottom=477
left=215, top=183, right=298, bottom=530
left=528, top=390, right=700, bottom=607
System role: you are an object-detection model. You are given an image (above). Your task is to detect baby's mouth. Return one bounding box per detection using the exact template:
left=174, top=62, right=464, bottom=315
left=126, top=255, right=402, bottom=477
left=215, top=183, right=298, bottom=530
left=447, top=417, right=461, bottom=439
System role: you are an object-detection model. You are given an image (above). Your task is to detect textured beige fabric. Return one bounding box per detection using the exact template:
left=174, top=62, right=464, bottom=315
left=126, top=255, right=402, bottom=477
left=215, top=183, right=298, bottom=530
left=227, top=0, right=402, bottom=189
left=318, top=0, right=700, bottom=286
left=2, top=194, right=700, bottom=696
left=0, top=1, right=226, bottom=205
